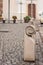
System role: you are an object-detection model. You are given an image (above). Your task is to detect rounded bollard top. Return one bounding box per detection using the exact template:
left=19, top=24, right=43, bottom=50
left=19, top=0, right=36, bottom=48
left=25, top=25, right=36, bottom=37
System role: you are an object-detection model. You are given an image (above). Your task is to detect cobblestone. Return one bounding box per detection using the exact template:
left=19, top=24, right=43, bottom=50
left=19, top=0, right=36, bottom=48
left=0, top=23, right=43, bottom=65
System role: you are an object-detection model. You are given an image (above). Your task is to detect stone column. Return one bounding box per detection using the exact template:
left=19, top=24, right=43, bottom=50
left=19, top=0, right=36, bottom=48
left=8, top=0, right=10, bottom=23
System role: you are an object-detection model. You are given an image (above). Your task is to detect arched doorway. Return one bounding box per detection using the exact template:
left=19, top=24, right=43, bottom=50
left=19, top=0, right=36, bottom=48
left=28, top=4, right=36, bottom=18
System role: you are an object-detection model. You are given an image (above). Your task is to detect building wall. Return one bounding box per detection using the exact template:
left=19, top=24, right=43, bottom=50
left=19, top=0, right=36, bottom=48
left=26, top=0, right=43, bottom=19
left=2, top=0, right=43, bottom=21
left=36, top=0, right=43, bottom=19
left=3, top=0, right=27, bottom=21
left=3, top=0, right=8, bottom=19
left=10, top=0, right=17, bottom=20
left=10, top=0, right=27, bottom=21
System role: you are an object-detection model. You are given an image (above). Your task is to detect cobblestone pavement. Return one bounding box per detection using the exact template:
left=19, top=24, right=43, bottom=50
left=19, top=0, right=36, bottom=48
left=0, top=23, right=43, bottom=65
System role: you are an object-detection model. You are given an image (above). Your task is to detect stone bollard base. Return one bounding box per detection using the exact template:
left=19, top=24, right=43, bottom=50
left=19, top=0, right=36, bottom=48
left=24, top=34, right=35, bottom=61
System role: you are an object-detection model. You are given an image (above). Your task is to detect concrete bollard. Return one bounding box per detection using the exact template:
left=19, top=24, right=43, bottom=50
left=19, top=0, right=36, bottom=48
left=24, top=25, right=36, bottom=61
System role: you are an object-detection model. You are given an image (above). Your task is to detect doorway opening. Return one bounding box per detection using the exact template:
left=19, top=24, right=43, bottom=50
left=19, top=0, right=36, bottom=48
left=28, top=4, right=36, bottom=18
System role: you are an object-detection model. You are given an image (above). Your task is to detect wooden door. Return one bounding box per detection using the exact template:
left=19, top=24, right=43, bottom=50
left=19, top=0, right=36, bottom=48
left=33, top=4, right=36, bottom=18
left=28, top=4, right=36, bottom=18
left=0, top=0, right=3, bottom=16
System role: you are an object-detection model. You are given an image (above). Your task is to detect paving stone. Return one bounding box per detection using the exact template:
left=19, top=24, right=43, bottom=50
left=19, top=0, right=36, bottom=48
left=0, top=23, right=43, bottom=65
